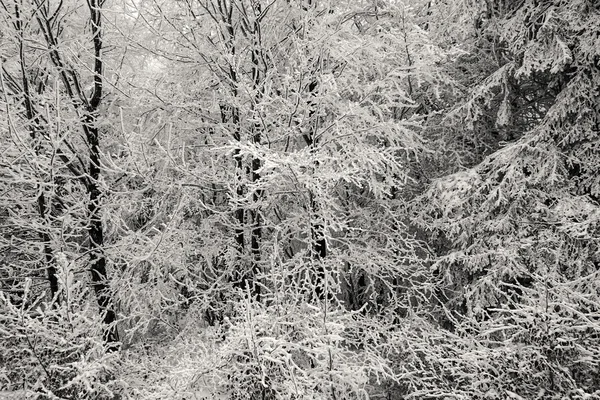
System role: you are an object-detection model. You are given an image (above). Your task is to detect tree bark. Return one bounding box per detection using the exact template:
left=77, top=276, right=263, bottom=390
left=14, top=2, right=58, bottom=300
left=248, top=3, right=265, bottom=302
left=33, top=0, right=119, bottom=347
left=304, top=77, right=327, bottom=300
left=85, top=0, right=119, bottom=349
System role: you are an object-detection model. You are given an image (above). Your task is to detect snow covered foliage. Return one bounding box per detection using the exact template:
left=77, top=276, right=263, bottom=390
left=413, top=0, right=600, bottom=398
left=107, top=0, right=445, bottom=398
left=1, top=0, right=599, bottom=399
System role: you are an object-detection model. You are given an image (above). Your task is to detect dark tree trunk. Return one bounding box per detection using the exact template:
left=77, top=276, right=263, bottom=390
left=14, top=2, right=59, bottom=301
left=310, top=193, right=327, bottom=300
left=85, top=115, right=120, bottom=348
left=30, top=0, right=120, bottom=348
left=216, top=3, right=248, bottom=293
left=85, top=0, right=120, bottom=349
left=304, top=73, right=328, bottom=300
left=248, top=8, right=265, bottom=302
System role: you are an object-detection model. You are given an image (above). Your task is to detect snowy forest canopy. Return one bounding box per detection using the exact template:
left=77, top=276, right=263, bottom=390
left=0, top=0, right=599, bottom=399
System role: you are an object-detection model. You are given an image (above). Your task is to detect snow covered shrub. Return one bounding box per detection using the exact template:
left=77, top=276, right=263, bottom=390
left=215, top=298, right=376, bottom=400
left=0, top=257, right=121, bottom=399
left=119, top=292, right=407, bottom=400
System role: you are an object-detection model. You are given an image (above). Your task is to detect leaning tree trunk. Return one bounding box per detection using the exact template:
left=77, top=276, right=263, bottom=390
left=14, top=2, right=59, bottom=300
left=34, top=0, right=119, bottom=348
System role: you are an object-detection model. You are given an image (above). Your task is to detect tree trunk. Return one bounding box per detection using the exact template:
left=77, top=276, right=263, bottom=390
left=14, top=2, right=59, bottom=301
left=86, top=0, right=120, bottom=349
left=248, top=7, right=265, bottom=302
left=304, top=76, right=327, bottom=300
left=30, top=0, right=119, bottom=348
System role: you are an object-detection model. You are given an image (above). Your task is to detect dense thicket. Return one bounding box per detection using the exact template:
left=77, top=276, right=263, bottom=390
left=0, top=0, right=598, bottom=399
